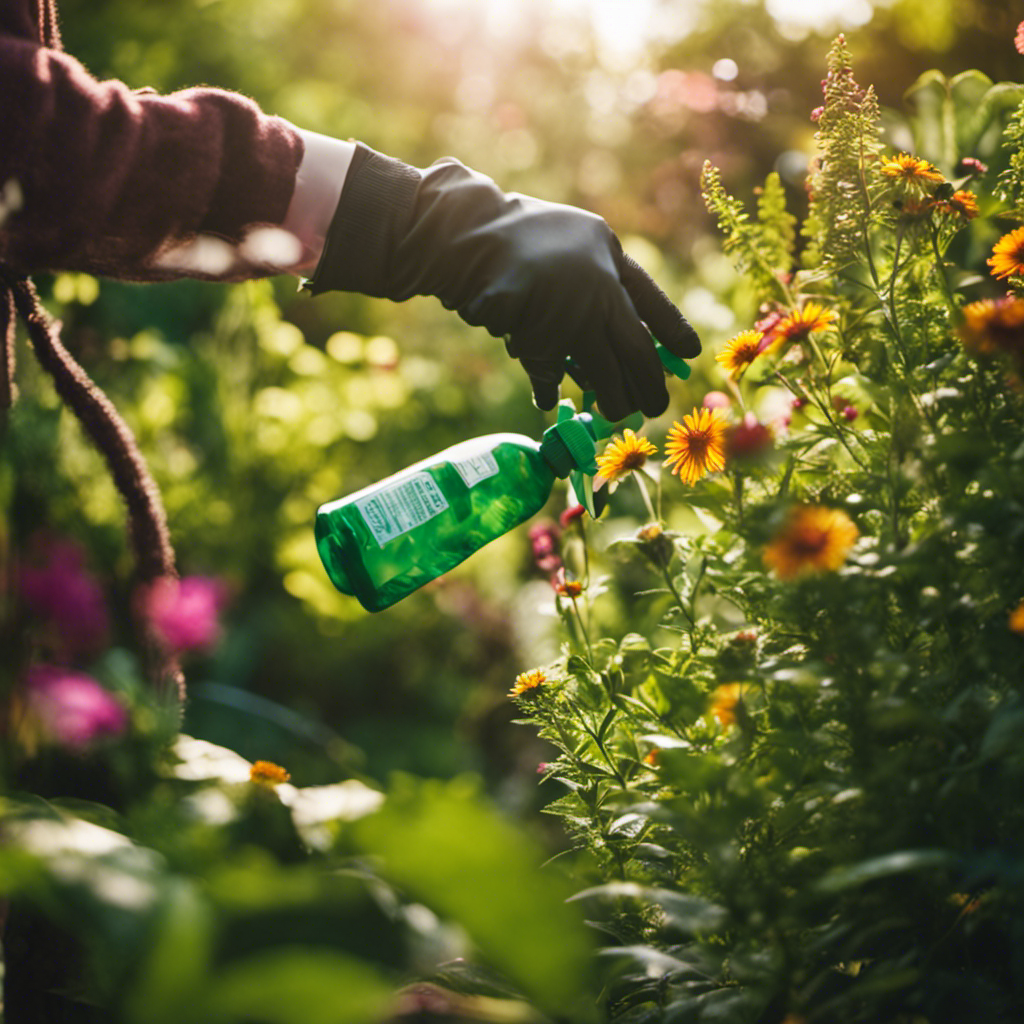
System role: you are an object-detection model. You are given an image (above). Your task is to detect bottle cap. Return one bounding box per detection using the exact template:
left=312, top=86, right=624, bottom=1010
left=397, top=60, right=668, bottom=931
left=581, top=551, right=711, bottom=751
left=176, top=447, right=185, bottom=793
left=540, top=405, right=598, bottom=478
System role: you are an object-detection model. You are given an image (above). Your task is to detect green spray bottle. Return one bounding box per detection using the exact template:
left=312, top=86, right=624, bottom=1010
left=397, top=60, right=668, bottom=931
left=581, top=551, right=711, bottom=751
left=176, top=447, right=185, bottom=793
left=315, top=343, right=690, bottom=612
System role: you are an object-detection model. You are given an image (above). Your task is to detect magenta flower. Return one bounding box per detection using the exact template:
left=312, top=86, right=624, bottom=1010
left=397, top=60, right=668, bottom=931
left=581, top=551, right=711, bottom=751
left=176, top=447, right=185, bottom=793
left=528, top=521, right=563, bottom=576
left=702, top=390, right=732, bottom=410
left=139, top=575, right=226, bottom=653
left=25, top=665, right=128, bottom=749
left=19, top=535, right=109, bottom=660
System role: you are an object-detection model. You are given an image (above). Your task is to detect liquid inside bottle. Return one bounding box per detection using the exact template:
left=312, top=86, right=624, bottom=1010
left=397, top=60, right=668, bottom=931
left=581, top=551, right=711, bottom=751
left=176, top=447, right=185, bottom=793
left=315, top=433, right=558, bottom=612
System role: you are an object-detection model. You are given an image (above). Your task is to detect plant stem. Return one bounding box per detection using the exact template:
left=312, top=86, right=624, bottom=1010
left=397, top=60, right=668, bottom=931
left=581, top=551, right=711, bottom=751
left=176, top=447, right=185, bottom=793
left=633, top=471, right=658, bottom=523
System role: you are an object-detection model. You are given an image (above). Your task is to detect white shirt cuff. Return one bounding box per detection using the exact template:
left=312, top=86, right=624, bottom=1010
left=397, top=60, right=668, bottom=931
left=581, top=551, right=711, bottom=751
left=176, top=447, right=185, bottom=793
left=282, top=129, right=357, bottom=275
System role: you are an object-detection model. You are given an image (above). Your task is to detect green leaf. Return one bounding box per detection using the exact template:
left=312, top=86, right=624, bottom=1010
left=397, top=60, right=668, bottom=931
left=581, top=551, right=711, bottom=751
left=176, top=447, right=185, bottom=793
left=904, top=69, right=956, bottom=170
left=354, top=777, right=596, bottom=1019
left=815, top=849, right=952, bottom=894
left=570, top=882, right=727, bottom=934
left=202, top=950, right=394, bottom=1024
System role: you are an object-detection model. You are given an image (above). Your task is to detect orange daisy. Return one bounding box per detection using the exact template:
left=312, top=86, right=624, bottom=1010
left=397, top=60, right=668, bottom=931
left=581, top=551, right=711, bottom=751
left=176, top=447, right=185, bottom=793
left=595, top=429, right=657, bottom=482
left=250, top=760, right=291, bottom=786
left=1010, top=601, right=1024, bottom=634
left=958, top=296, right=1024, bottom=357
left=664, top=407, right=727, bottom=485
left=509, top=668, right=547, bottom=698
left=773, top=302, right=839, bottom=346
left=880, top=153, right=945, bottom=190
left=988, top=226, right=1024, bottom=281
left=715, top=329, right=764, bottom=380
left=936, top=189, right=979, bottom=221
left=709, top=683, right=747, bottom=728
left=763, top=505, right=859, bottom=579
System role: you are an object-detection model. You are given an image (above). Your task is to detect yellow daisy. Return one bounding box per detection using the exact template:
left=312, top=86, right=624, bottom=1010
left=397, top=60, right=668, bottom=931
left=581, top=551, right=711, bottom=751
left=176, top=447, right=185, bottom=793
left=595, top=428, right=657, bottom=482
left=509, top=668, right=547, bottom=698
left=774, top=302, right=839, bottom=345
left=988, top=226, right=1024, bottom=281
left=763, top=505, right=858, bottom=579
left=880, top=153, right=945, bottom=189
left=664, top=407, right=727, bottom=485
left=715, top=329, right=765, bottom=380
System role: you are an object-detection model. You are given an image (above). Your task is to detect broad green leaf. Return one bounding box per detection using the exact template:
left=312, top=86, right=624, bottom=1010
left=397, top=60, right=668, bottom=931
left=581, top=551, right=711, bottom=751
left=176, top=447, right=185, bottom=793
left=815, top=850, right=952, bottom=894
left=354, top=777, right=596, bottom=1019
left=202, top=950, right=394, bottom=1024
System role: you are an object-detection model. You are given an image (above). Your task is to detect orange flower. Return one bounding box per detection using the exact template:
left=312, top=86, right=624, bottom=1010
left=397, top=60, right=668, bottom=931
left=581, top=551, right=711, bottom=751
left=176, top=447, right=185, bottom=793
left=959, top=296, right=1024, bottom=357
left=936, top=189, right=979, bottom=221
left=664, top=407, right=727, bottom=485
left=710, top=683, right=746, bottom=728
left=880, top=153, right=945, bottom=189
left=552, top=567, right=583, bottom=598
left=988, top=226, right=1024, bottom=281
left=595, top=429, right=657, bottom=482
left=250, top=760, right=291, bottom=786
left=715, top=329, right=764, bottom=379
left=1010, top=601, right=1024, bottom=635
left=643, top=748, right=660, bottom=767
left=763, top=505, right=859, bottom=579
left=773, top=302, right=838, bottom=346
left=509, top=668, right=547, bottom=698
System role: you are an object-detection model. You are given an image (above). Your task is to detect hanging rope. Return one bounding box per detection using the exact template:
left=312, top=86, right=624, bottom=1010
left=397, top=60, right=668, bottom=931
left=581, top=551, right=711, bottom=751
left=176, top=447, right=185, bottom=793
left=0, top=272, right=185, bottom=701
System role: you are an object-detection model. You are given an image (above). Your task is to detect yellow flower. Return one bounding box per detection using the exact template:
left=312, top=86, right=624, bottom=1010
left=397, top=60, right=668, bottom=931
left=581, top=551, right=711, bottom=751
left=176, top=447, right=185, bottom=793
left=763, top=505, right=859, bottom=579
left=1010, top=601, right=1024, bottom=635
left=710, top=683, right=746, bottom=728
left=509, top=668, right=547, bottom=698
left=715, top=329, right=764, bottom=379
left=773, top=302, right=839, bottom=346
left=595, top=428, right=657, bottom=482
left=250, top=760, right=291, bottom=786
left=664, top=407, right=727, bottom=485
left=988, top=226, right=1024, bottom=281
left=959, top=296, right=1024, bottom=357
left=880, top=153, right=945, bottom=189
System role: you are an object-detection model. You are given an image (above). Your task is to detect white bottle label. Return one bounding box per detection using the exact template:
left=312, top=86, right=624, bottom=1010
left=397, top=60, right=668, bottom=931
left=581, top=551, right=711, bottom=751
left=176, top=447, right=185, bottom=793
left=355, top=472, right=449, bottom=548
left=453, top=452, right=499, bottom=488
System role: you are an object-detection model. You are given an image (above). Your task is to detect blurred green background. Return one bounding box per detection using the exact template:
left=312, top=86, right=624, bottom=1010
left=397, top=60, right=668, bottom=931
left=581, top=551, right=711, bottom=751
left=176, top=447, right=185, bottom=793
left=15, top=0, right=1024, bottom=798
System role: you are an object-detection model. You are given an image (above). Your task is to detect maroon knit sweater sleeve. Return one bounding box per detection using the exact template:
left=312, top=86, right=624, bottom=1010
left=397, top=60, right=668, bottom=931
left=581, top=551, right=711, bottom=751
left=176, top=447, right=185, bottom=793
left=0, top=18, right=304, bottom=280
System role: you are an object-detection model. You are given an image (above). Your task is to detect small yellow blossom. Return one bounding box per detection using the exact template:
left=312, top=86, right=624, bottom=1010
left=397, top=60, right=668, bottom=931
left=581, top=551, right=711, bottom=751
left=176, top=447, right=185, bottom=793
left=595, top=429, right=657, bottom=482
left=509, top=668, right=547, bottom=698
left=710, top=683, right=747, bottom=728
left=250, top=760, right=291, bottom=786
left=664, top=407, right=727, bottom=485
left=763, top=505, right=859, bottom=579
left=774, top=302, right=839, bottom=346
left=880, top=153, right=945, bottom=189
left=959, top=297, right=1024, bottom=357
left=715, top=329, right=764, bottom=380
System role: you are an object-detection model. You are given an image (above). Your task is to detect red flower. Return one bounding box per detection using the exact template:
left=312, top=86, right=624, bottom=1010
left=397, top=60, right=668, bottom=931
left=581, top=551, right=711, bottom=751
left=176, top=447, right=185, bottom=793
left=725, top=413, right=773, bottom=460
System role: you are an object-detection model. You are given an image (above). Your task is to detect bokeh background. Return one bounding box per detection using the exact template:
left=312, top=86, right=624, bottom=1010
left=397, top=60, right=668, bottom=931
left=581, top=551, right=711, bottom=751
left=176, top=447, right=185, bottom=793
left=16, top=0, right=1024, bottom=805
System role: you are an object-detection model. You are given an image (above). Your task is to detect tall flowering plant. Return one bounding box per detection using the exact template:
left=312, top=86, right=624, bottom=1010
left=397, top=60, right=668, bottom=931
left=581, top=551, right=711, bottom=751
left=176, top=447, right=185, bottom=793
left=512, top=34, right=1024, bottom=1024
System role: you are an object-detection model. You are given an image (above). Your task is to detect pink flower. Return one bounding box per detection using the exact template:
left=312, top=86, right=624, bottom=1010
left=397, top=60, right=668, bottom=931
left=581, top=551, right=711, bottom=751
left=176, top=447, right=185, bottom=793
left=1016, top=20, right=1024, bottom=55
left=25, top=665, right=128, bottom=749
left=725, top=413, right=774, bottom=460
left=139, top=575, right=226, bottom=653
left=528, top=521, right=562, bottom=575
left=702, top=390, right=732, bottom=410
left=810, top=105, right=824, bottom=122
left=754, top=310, right=785, bottom=352
left=842, top=405, right=859, bottom=422
left=19, top=535, right=109, bottom=660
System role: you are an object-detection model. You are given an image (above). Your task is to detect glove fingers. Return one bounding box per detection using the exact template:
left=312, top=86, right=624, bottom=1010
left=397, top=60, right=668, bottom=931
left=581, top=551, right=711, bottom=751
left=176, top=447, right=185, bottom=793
left=570, top=320, right=646, bottom=423
left=518, top=354, right=564, bottom=411
left=619, top=254, right=701, bottom=358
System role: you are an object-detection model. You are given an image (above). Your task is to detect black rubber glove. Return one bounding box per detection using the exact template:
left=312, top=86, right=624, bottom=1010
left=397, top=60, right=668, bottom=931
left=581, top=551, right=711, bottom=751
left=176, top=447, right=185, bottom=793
left=305, top=143, right=701, bottom=422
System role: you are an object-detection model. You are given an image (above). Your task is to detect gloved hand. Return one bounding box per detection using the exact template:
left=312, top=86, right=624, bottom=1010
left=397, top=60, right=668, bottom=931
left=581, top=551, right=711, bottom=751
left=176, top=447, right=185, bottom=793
left=305, top=143, right=701, bottom=422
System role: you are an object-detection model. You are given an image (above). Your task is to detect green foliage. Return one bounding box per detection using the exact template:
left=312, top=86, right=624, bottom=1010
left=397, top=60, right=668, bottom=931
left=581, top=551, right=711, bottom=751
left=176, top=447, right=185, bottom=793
left=513, top=38, right=1024, bottom=1024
